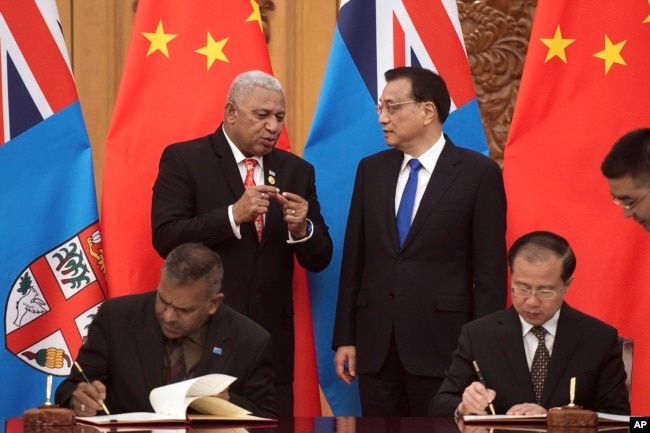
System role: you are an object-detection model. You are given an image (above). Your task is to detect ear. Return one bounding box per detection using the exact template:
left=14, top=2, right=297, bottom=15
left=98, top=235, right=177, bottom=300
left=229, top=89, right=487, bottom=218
left=422, top=101, right=438, bottom=125
left=224, top=102, right=237, bottom=123
left=208, top=292, right=225, bottom=315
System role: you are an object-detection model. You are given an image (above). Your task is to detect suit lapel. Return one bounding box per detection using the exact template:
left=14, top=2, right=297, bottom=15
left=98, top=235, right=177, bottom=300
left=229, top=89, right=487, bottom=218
left=212, top=130, right=246, bottom=200
left=212, top=129, right=259, bottom=241
left=260, top=151, right=284, bottom=246
left=136, top=299, right=166, bottom=390
left=197, top=307, right=232, bottom=374
left=401, top=139, right=461, bottom=249
left=378, top=151, right=403, bottom=250
left=496, top=308, right=537, bottom=403
left=542, top=303, right=582, bottom=405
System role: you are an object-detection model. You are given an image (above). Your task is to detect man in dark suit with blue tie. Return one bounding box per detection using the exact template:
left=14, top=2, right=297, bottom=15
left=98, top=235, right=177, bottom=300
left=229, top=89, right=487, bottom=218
left=332, top=66, right=508, bottom=416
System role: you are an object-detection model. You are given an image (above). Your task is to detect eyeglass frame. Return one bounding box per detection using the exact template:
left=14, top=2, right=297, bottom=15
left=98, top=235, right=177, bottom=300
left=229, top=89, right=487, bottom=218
left=511, top=285, right=564, bottom=300
left=376, top=100, right=421, bottom=115
left=611, top=188, right=650, bottom=211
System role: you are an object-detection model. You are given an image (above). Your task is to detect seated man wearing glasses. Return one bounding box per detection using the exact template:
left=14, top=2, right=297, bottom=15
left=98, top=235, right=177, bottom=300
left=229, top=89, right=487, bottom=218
left=601, top=128, right=650, bottom=232
left=429, top=231, right=630, bottom=417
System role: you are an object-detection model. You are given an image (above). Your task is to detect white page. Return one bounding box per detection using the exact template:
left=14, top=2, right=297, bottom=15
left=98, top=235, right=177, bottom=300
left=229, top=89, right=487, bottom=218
left=77, top=412, right=181, bottom=424
left=149, top=374, right=237, bottom=418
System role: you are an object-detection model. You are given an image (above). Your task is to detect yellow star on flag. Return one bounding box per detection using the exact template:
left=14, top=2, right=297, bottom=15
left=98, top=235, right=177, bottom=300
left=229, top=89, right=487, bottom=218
left=644, top=0, right=650, bottom=23
left=246, top=0, right=264, bottom=33
left=593, top=34, right=627, bottom=74
left=195, top=32, right=229, bottom=70
left=540, top=25, right=575, bottom=63
left=142, top=20, right=177, bottom=57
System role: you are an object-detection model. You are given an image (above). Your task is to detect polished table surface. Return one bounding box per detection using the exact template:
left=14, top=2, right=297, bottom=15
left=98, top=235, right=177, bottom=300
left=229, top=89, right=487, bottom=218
left=6, top=417, right=631, bottom=433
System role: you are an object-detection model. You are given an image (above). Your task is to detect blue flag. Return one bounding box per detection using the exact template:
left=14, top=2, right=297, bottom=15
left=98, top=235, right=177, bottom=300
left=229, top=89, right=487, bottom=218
left=0, top=1, right=107, bottom=418
left=303, top=0, right=487, bottom=415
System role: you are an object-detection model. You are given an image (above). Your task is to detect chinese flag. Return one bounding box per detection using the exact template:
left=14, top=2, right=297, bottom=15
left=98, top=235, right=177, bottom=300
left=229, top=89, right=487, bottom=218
left=101, top=0, right=320, bottom=415
left=504, top=0, right=650, bottom=413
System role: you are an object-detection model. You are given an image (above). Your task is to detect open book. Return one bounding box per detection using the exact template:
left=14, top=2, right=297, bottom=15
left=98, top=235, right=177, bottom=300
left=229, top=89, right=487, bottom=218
left=462, top=412, right=629, bottom=424
left=77, top=374, right=274, bottom=425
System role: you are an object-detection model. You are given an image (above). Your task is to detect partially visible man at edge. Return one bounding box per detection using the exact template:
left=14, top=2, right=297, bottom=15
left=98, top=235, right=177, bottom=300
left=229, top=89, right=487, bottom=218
left=55, top=242, right=277, bottom=417
left=151, top=70, right=333, bottom=415
left=601, top=128, right=650, bottom=231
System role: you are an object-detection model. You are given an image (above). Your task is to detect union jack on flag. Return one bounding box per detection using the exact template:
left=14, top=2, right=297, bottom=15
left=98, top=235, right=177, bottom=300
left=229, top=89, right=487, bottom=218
left=0, top=0, right=106, bottom=418
left=0, top=1, right=79, bottom=142
left=344, top=0, right=479, bottom=121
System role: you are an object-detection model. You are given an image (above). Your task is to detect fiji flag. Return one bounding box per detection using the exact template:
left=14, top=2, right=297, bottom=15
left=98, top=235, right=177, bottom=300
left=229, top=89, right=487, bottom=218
left=303, top=0, right=487, bottom=415
left=0, top=1, right=107, bottom=419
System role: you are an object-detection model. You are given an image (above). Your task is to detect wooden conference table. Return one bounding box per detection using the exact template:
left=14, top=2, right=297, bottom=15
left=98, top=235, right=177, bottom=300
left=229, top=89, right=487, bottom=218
left=6, top=416, right=631, bottom=433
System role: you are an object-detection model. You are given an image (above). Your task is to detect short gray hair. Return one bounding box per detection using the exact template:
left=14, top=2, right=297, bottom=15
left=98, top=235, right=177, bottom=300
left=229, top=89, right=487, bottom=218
left=161, top=243, right=223, bottom=296
left=226, top=70, right=283, bottom=105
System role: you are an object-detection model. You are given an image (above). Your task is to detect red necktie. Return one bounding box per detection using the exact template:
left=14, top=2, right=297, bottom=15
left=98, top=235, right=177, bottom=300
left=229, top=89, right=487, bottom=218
left=244, top=158, right=263, bottom=239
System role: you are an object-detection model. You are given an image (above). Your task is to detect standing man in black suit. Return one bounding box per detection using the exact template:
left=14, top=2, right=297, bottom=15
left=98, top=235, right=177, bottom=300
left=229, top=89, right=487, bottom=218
left=55, top=242, right=277, bottom=417
left=332, top=66, right=508, bottom=416
left=430, top=231, right=630, bottom=416
left=151, top=70, right=333, bottom=415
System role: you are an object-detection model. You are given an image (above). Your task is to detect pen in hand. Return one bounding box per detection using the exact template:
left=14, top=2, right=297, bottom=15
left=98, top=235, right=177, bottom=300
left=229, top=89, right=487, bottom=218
left=74, top=361, right=110, bottom=415
left=472, top=360, right=496, bottom=415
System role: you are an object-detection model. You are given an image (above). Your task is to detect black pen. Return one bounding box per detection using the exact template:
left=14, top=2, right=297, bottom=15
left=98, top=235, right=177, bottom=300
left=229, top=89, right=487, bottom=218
left=472, top=360, right=496, bottom=415
left=74, top=361, right=110, bottom=415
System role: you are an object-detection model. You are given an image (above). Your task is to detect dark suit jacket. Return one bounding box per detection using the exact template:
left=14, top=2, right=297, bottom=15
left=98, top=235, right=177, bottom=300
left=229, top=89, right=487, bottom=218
left=55, top=292, right=277, bottom=417
left=151, top=126, right=332, bottom=383
left=429, top=303, right=630, bottom=415
left=332, top=137, right=507, bottom=376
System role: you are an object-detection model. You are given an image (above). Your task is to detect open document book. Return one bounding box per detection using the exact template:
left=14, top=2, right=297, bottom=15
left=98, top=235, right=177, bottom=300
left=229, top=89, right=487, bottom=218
left=77, top=374, right=274, bottom=425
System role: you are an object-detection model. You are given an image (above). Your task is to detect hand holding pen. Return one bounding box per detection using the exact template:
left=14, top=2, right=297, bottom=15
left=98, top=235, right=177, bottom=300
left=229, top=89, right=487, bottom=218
left=73, top=361, right=110, bottom=415
left=472, top=360, right=496, bottom=415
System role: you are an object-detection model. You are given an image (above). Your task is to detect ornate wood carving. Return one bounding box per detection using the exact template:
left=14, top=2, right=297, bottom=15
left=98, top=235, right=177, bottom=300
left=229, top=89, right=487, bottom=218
left=458, top=0, right=536, bottom=165
left=257, top=0, right=275, bottom=43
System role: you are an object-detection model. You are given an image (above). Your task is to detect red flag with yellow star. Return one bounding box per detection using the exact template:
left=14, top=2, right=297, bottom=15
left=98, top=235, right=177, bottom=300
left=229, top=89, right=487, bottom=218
left=101, top=0, right=321, bottom=415
left=504, top=0, right=650, bottom=413
left=102, top=0, right=285, bottom=295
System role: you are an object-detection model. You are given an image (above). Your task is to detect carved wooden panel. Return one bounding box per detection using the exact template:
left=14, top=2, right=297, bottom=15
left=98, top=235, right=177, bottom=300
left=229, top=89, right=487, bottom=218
left=458, top=0, right=537, bottom=165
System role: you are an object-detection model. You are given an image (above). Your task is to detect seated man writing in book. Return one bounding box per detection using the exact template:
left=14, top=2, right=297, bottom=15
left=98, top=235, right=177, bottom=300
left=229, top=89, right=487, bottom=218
left=429, top=231, right=630, bottom=417
left=55, top=242, right=277, bottom=417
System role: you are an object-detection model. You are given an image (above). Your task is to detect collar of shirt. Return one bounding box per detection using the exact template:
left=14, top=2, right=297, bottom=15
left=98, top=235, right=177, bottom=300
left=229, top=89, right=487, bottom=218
left=399, top=132, right=446, bottom=174
left=395, top=134, right=446, bottom=216
left=519, top=309, right=560, bottom=366
left=223, top=127, right=263, bottom=182
left=183, top=322, right=209, bottom=379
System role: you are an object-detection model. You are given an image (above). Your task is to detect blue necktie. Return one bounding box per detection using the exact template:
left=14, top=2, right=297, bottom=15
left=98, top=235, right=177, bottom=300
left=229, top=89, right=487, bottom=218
left=396, top=159, right=422, bottom=247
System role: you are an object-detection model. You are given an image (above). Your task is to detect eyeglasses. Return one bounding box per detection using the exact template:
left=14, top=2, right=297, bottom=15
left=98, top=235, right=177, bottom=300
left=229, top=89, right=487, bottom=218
left=376, top=100, right=420, bottom=115
left=612, top=189, right=650, bottom=211
left=511, top=286, right=562, bottom=300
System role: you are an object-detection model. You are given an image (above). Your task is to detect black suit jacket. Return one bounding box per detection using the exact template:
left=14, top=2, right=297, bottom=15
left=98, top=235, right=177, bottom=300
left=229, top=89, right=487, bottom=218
left=151, top=126, right=333, bottom=383
left=55, top=292, right=277, bottom=417
left=332, top=137, right=508, bottom=376
left=430, top=303, right=630, bottom=415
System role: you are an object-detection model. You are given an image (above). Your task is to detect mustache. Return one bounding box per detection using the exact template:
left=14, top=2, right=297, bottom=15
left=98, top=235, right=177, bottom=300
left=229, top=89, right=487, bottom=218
left=157, top=315, right=183, bottom=330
